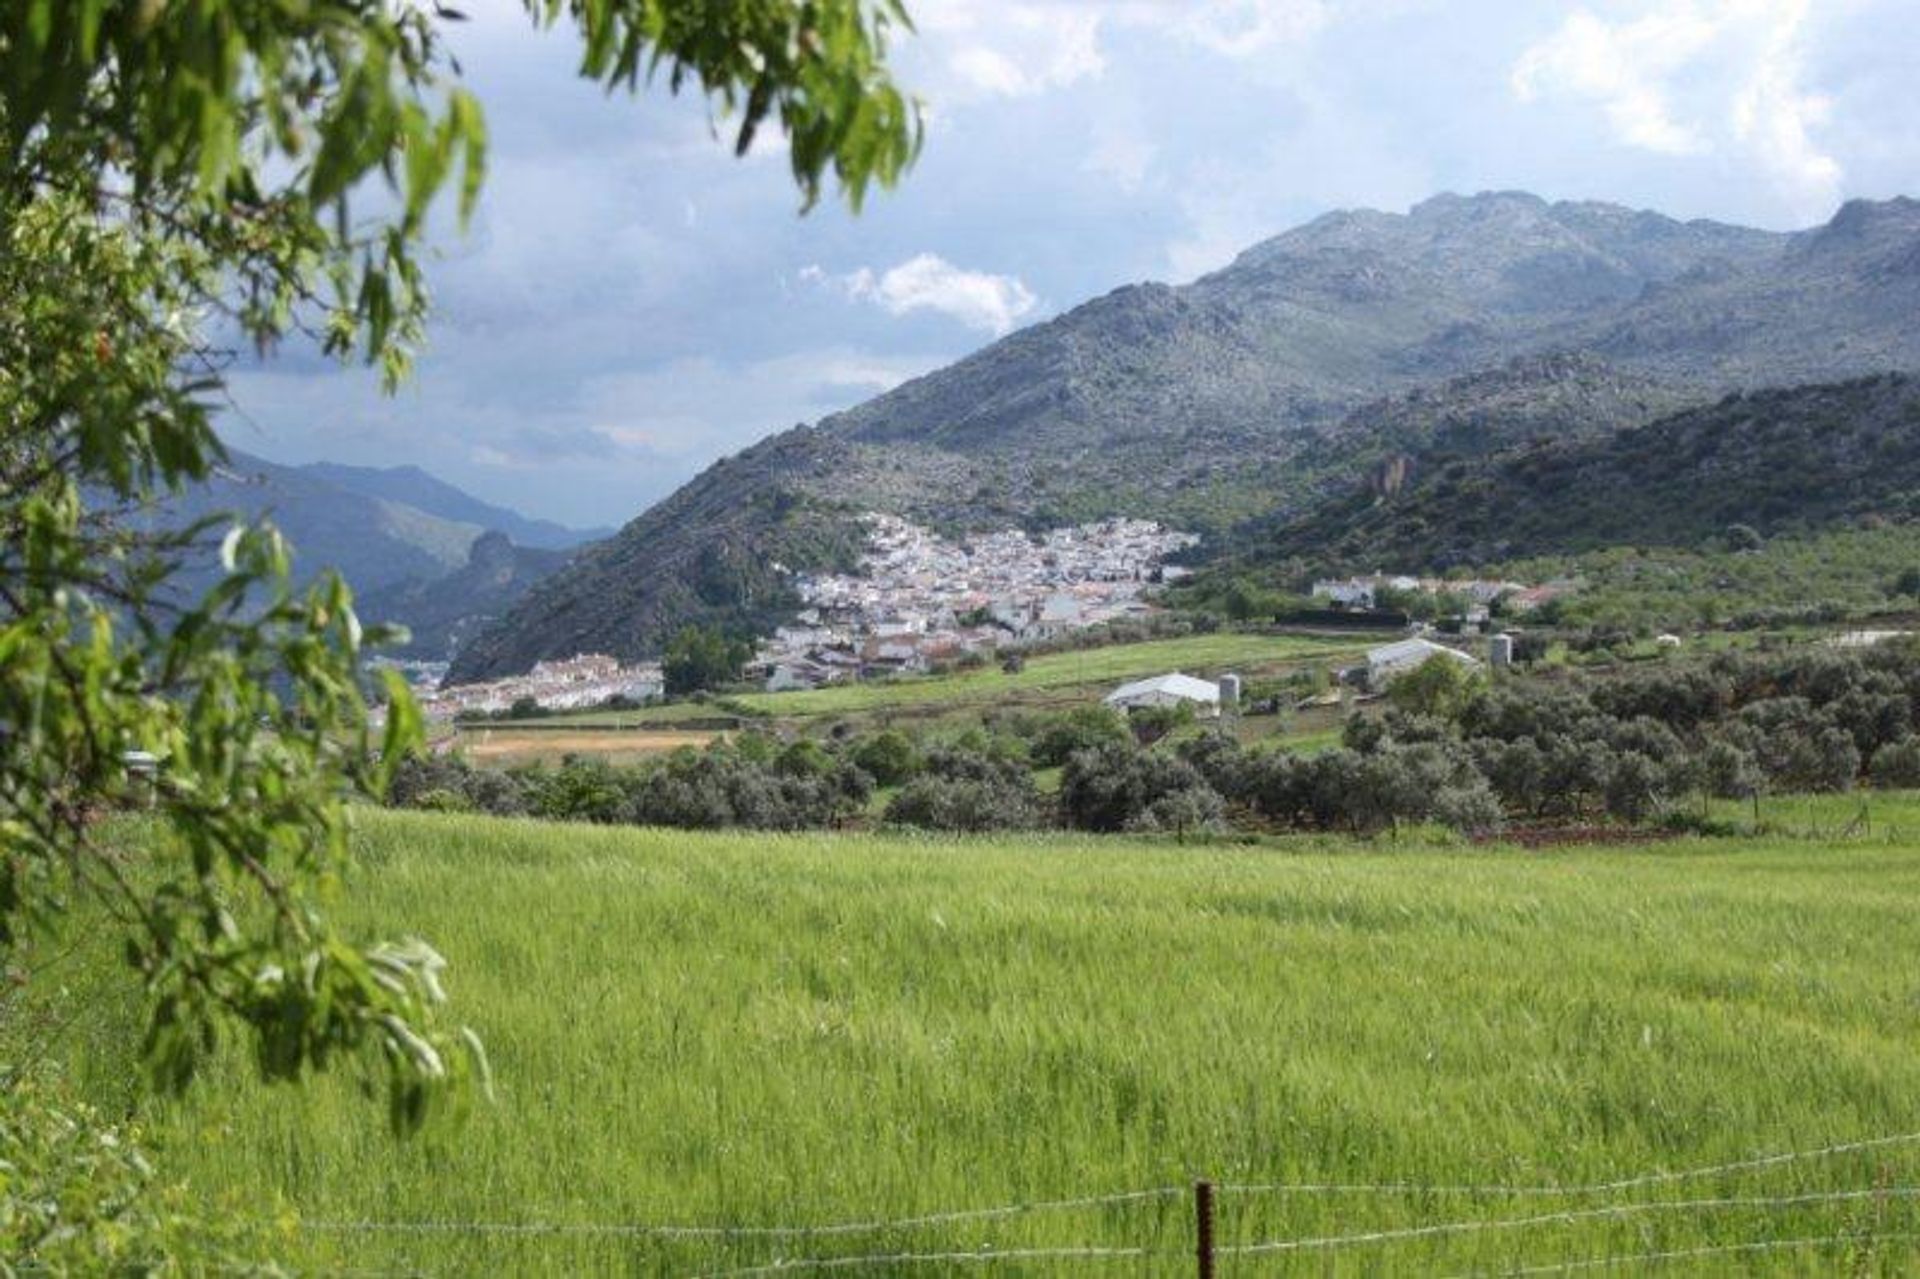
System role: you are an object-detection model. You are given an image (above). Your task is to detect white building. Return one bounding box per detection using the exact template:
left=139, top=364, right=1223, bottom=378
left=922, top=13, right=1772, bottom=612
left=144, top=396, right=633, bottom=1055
left=1312, top=578, right=1377, bottom=609
left=1104, top=672, right=1221, bottom=716
left=1366, top=638, right=1481, bottom=687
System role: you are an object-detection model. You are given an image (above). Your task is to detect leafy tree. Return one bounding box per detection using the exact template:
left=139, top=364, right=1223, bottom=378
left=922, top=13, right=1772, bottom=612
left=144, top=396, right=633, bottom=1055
left=0, top=0, right=921, bottom=1158
left=1385, top=654, right=1486, bottom=722
left=1870, top=738, right=1920, bottom=789
left=664, top=624, right=753, bottom=694
left=1029, top=706, right=1132, bottom=767
left=850, top=730, right=922, bottom=786
left=1602, top=751, right=1671, bottom=824
left=1059, top=741, right=1220, bottom=833
left=885, top=774, right=1045, bottom=832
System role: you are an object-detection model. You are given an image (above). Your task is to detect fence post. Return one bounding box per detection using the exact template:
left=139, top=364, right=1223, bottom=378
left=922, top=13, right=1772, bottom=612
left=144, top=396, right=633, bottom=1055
left=1195, top=1178, right=1215, bottom=1279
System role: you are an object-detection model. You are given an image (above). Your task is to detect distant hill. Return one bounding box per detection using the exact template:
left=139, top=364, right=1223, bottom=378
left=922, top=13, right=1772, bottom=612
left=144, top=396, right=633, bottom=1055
left=123, top=450, right=582, bottom=656
left=357, top=531, right=573, bottom=660
left=297, top=460, right=608, bottom=550
left=144, top=449, right=484, bottom=594
left=448, top=194, right=1920, bottom=681
left=1247, top=373, right=1920, bottom=570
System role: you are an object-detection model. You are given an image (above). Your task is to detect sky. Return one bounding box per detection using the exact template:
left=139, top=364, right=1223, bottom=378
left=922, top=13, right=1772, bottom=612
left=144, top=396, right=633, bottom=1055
left=222, top=0, right=1920, bottom=529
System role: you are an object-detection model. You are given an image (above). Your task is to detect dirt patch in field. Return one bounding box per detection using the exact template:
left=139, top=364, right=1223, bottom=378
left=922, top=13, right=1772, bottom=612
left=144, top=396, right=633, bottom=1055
left=456, top=728, right=718, bottom=764
left=1488, top=824, right=1679, bottom=849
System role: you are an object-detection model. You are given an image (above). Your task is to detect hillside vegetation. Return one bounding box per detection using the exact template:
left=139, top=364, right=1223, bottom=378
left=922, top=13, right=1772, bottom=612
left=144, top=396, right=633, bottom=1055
left=1253, top=373, right=1920, bottom=569
left=37, top=809, right=1920, bottom=1274
left=450, top=194, right=1920, bottom=680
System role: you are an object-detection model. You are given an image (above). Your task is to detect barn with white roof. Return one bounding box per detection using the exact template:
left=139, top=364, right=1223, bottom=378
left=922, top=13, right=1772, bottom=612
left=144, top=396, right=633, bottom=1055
left=1104, top=672, right=1221, bottom=716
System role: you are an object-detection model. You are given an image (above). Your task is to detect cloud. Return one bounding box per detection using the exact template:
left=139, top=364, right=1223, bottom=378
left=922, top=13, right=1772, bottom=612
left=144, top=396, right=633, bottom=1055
left=911, top=0, right=1343, bottom=102
left=1084, top=120, right=1156, bottom=192
left=803, top=255, right=1039, bottom=336
left=1512, top=1, right=1842, bottom=215
left=1730, top=1, right=1841, bottom=210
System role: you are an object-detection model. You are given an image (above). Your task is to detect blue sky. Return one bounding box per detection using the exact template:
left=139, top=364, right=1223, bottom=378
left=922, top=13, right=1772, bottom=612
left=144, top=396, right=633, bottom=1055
left=223, top=0, right=1920, bottom=528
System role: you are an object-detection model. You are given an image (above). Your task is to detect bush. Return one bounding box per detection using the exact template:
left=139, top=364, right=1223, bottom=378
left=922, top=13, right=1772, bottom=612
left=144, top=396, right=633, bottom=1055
left=1870, top=738, right=1920, bottom=788
left=1029, top=706, right=1132, bottom=767
left=520, top=758, right=634, bottom=824
left=413, top=787, right=471, bottom=813
left=850, top=730, right=922, bottom=786
left=885, top=774, right=1045, bottom=832
left=1122, top=785, right=1225, bottom=836
left=1060, top=741, right=1221, bottom=833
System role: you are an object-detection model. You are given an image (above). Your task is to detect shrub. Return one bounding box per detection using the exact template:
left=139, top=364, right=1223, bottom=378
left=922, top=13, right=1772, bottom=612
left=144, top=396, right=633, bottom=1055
left=885, top=774, right=1045, bottom=832
left=1059, top=741, right=1221, bottom=833
left=850, top=730, right=923, bottom=787
left=1870, top=738, right=1920, bottom=788
left=1029, top=706, right=1132, bottom=767
left=1122, top=785, right=1226, bottom=837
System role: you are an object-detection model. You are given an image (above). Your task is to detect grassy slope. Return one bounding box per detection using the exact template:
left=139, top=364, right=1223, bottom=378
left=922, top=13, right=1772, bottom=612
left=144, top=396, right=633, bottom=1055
left=54, top=808, right=1920, bottom=1275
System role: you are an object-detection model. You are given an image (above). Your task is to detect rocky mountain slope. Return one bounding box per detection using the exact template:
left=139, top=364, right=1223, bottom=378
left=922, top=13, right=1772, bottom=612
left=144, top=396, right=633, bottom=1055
left=357, top=531, right=573, bottom=660
left=1245, top=373, right=1920, bottom=570
left=448, top=193, right=1920, bottom=681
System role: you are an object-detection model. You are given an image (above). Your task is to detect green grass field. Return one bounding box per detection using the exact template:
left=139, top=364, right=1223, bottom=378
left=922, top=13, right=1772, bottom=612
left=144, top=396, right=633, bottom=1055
left=421, top=633, right=1365, bottom=769
left=43, top=805, right=1920, bottom=1275
left=727, top=632, right=1363, bottom=719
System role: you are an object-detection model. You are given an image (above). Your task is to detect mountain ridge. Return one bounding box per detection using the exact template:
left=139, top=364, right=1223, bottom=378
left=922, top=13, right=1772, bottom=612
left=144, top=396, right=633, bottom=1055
left=296, top=459, right=608, bottom=550
left=447, top=192, right=1920, bottom=682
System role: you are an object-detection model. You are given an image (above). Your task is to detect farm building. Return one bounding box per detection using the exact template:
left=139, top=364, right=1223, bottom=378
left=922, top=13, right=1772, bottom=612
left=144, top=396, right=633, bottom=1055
left=1104, top=672, right=1221, bottom=716
left=1366, top=637, right=1481, bottom=688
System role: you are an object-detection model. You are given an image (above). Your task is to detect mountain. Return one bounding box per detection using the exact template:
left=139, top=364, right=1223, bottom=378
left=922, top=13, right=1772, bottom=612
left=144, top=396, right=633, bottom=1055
left=124, top=450, right=583, bottom=655
left=296, top=460, right=608, bottom=549
left=1244, top=373, right=1920, bottom=570
left=356, top=531, right=573, bottom=660
left=145, top=448, right=485, bottom=594
left=448, top=193, right=1920, bottom=681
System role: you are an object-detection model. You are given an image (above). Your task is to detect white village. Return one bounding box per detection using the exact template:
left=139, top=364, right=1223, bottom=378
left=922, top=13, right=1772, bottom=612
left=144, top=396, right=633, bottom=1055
left=400, top=518, right=1577, bottom=724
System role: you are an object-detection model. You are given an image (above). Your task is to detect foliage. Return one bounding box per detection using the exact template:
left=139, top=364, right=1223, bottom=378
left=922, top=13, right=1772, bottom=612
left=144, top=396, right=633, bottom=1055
left=849, top=730, right=922, bottom=787
left=1058, top=741, right=1220, bottom=833
left=0, top=1079, right=276, bottom=1271
left=1384, top=654, right=1487, bottom=721
left=33, top=806, right=1920, bottom=1274
left=1, top=0, right=920, bottom=1147
left=1026, top=706, right=1133, bottom=768
left=664, top=624, right=754, bottom=695
left=884, top=771, right=1045, bottom=832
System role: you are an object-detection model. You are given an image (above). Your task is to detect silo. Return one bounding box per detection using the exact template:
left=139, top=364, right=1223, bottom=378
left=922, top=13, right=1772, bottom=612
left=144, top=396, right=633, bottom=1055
left=1489, top=633, right=1514, bottom=668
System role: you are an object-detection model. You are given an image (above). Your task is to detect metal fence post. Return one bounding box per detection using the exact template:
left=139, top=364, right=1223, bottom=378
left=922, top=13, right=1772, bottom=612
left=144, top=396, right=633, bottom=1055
left=1195, top=1178, right=1215, bottom=1279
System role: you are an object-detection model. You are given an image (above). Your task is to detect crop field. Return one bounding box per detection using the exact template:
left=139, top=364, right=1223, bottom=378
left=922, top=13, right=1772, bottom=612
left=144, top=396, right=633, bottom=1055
left=51, top=807, right=1920, bottom=1275
left=450, top=726, right=720, bottom=767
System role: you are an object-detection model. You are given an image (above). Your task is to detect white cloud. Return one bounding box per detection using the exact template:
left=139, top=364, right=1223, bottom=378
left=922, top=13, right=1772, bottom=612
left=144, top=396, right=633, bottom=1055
left=918, top=3, right=1106, bottom=99
left=1512, top=1, right=1842, bottom=216
left=911, top=0, right=1345, bottom=102
left=1730, top=0, right=1841, bottom=211
left=803, top=255, right=1039, bottom=336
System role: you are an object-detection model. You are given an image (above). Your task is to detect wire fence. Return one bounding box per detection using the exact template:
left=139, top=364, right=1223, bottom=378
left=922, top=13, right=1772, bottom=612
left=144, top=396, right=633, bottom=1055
left=292, top=1129, right=1920, bottom=1275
